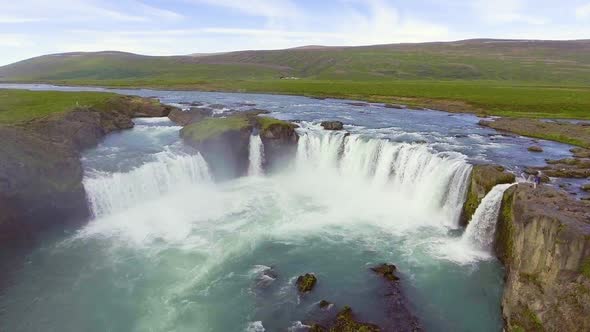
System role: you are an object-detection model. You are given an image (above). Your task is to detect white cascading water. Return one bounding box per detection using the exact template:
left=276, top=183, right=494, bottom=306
left=295, top=127, right=472, bottom=227
left=462, top=183, right=514, bottom=252
left=248, top=134, right=265, bottom=176
left=83, top=151, right=211, bottom=217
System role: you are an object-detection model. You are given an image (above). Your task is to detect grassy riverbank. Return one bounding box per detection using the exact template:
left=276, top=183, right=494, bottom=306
left=2, top=81, right=590, bottom=147
left=0, top=89, right=118, bottom=124
left=6, top=79, right=590, bottom=120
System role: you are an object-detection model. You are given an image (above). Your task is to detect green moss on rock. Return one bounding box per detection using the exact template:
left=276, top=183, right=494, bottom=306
left=581, top=259, right=590, bottom=279
left=461, top=165, right=515, bottom=226
left=296, top=273, right=317, bottom=293
left=495, top=186, right=516, bottom=265
left=180, top=116, right=251, bottom=143
left=256, top=116, right=295, bottom=131
left=370, top=263, right=400, bottom=281
left=329, top=306, right=381, bottom=332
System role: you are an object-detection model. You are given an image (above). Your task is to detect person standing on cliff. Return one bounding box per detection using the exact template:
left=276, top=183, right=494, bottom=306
left=534, top=172, right=542, bottom=189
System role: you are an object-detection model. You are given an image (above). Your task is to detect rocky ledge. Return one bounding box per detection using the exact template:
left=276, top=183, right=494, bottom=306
left=0, top=96, right=175, bottom=245
left=495, top=184, right=590, bottom=332
left=180, top=111, right=298, bottom=179
left=460, top=165, right=515, bottom=226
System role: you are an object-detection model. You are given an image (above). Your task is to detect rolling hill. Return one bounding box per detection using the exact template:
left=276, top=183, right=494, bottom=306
left=1, top=39, right=590, bottom=84
left=1, top=39, right=590, bottom=121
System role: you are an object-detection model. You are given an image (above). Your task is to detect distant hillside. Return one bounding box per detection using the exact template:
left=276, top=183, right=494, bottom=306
left=2, top=39, right=590, bottom=84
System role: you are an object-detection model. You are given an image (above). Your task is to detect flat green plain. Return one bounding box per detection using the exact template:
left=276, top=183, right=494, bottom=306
left=0, top=90, right=116, bottom=124
left=1, top=40, right=589, bottom=120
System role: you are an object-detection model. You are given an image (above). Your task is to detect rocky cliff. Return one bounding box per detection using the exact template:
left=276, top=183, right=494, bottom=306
left=495, top=184, right=590, bottom=332
left=180, top=112, right=298, bottom=179
left=0, top=96, right=175, bottom=245
left=460, top=165, right=516, bottom=226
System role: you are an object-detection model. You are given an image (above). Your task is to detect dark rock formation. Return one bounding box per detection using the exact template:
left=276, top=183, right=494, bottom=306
left=320, top=121, right=344, bottom=131
left=384, top=103, right=406, bottom=109
left=180, top=113, right=298, bottom=179
left=296, top=273, right=317, bottom=293
left=571, top=147, right=590, bottom=158
left=180, top=116, right=252, bottom=180
left=370, top=264, right=423, bottom=331
left=371, top=263, right=400, bottom=281
left=209, top=104, right=226, bottom=110
left=0, top=126, right=87, bottom=244
left=460, top=165, right=516, bottom=226
left=0, top=96, right=176, bottom=245
left=528, top=146, right=543, bottom=152
left=310, top=306, right=381, bottom=332
left=347, top=102, right=370, bottom=107
left=168, top=107, right=213, bottom=126
left=258, top=117, right=298, bottom=172
left=495, top=184, right=590, bottom=332
left=529, top=158, right=590, bottom=179
left=319, top=300, right=332, bottom=309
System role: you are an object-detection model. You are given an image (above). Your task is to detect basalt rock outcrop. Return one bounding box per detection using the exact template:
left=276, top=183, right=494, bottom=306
left=180, top=113, right=298, bottom=179
left=528, top=157, right=590, bottom=179
left=0, top=96, right=176, bottom=245
left=309, top=306, right=381, bottom=332
left=460, top=165, right=515, bottom=226
left=305, top=263, right=422, bottom=332
left=296, top=273, right=317, bottom=293
left=370, top=264, right=422, bottom=331
left=495, top=184, right=590, bottom=332
left=168, top=107, right=213, bottom=126
left=258, top=116, right=299, bottom=172
left=321, top=121, right=344, bottom=131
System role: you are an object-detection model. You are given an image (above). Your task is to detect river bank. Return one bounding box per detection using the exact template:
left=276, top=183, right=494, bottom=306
left=3, top=80, right=590, bottom=149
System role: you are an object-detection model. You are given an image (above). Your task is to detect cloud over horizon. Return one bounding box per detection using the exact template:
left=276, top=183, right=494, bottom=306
left=0, top=0, right=588, bottom=65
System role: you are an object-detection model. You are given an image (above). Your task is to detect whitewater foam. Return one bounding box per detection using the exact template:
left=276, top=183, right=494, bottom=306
left=462, top=183, right=515, bottom=252
left=295, top=127, right=471, bottom=227
left=437, top=183, right=515, bottom=264
left=84, top=151, right=211, bottom=217
left=248, top=134, right=265, bottom=176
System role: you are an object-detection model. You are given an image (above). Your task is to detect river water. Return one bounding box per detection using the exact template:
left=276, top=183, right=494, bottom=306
left=0, top=84, right=576, bottom=331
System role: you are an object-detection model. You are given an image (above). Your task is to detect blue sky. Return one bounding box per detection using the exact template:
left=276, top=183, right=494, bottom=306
left=1, top=0, right=589, bottom=65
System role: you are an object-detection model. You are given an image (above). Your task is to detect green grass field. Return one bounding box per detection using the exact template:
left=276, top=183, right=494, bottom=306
left=24, top=79, right=588, bottom=120
left=1, top=40, right=589, bottom=120
left=0, top=89, right=117, bottom=124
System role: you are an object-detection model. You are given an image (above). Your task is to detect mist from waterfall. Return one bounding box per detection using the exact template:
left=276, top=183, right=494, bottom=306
left=295, top=127, right=472, bottom=227
left=83, top=151, right=211, bottom=217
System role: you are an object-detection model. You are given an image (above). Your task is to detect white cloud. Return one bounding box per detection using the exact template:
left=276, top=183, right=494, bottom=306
left=577, top=2, right=590, bottom=19
left=328, top=0, right=452, bottom=45
left=186, top=0, right=300, bottom=19
left=0, top=34, right=28, bottom=47
left=0, top=0, right=183, bottom=24
left=0, top=16, right=45, bottom=24
left=472, top=0, right=547, bottom=25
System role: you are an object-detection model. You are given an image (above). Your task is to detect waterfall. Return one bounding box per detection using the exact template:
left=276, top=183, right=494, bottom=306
left=84, top=151, right=211, bottom=217
left=248, top=134, right=265, bottom=176
left=462, top=183, right=514, bottom=252
left=295, top=128, right=472, bottom=226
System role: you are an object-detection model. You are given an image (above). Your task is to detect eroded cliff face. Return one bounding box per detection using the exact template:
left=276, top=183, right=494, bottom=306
left=495, top=184, right=590, bottom=332
left=460, top=165, right=516, bottom=226
left=0, top=96, right=175, bottom=245
left=180, top=113, right=298, bottom=179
